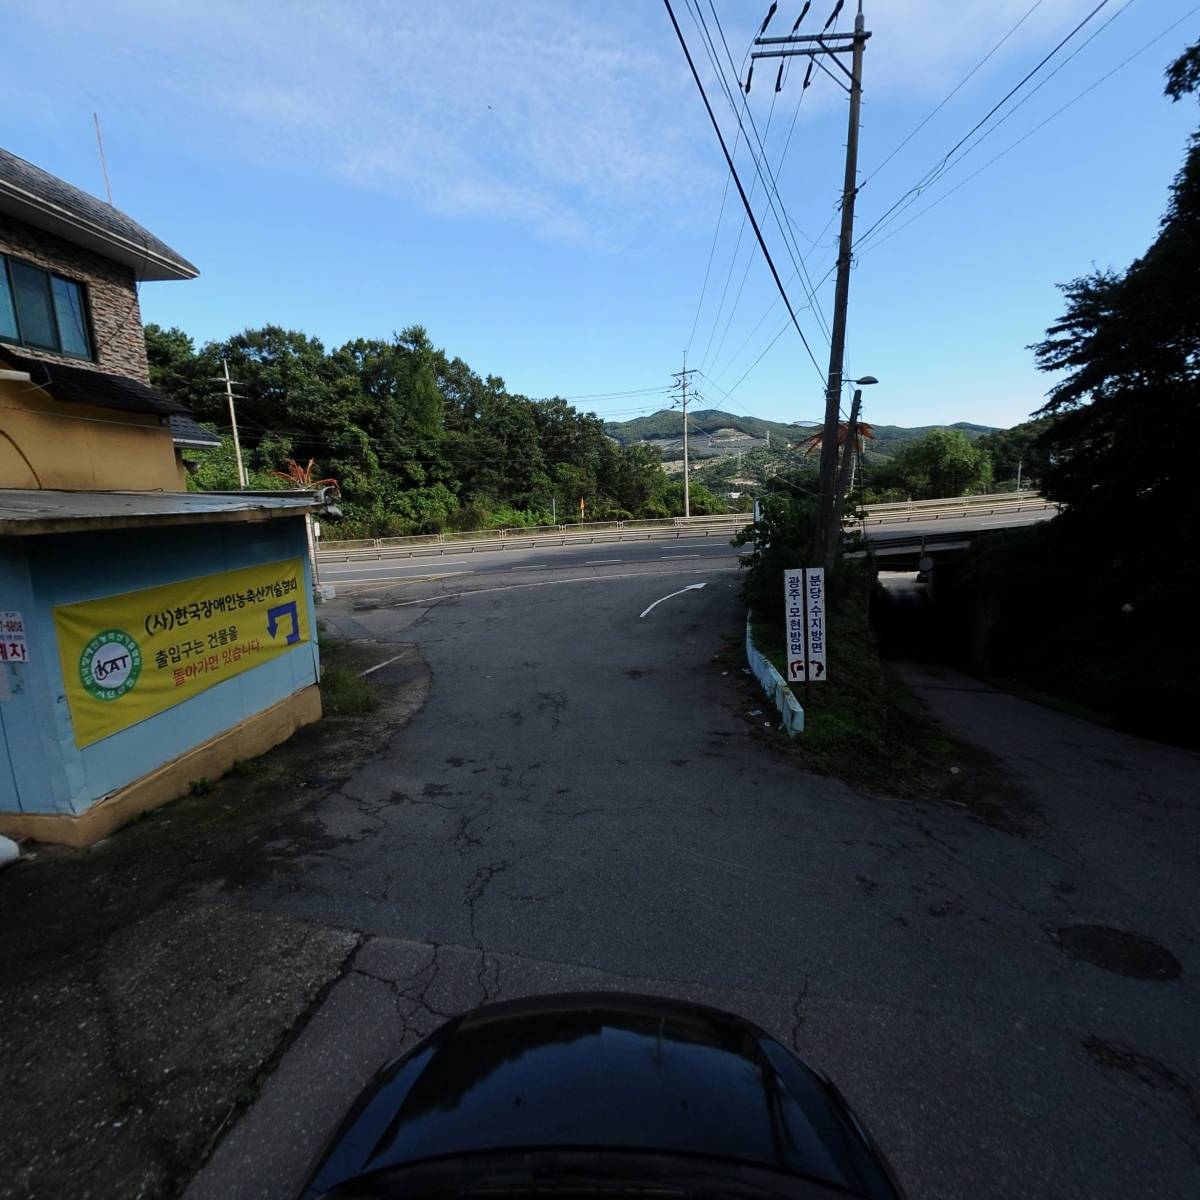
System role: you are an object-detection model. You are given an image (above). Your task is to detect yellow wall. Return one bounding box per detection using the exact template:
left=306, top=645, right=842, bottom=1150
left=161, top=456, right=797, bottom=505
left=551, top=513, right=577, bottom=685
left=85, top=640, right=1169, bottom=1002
left=0, top=377, right=182, bottom=492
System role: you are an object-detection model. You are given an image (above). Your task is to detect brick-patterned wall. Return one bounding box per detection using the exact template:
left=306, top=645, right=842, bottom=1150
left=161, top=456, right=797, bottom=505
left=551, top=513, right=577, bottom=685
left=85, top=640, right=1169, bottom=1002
left=0, top=215, right=150, bottom=383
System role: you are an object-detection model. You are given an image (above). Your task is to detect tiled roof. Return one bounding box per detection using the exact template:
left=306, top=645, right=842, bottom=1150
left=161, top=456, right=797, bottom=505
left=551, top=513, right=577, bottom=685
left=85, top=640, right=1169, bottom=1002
left=169, top=413, right=223, bottom=449
left=0, top=146, right=198, bottom=281
left=0, top=345, right=188, bottom=417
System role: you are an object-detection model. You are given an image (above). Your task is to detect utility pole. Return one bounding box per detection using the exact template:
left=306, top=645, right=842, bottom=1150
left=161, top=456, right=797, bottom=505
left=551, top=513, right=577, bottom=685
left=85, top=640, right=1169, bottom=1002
left=671, top=352, right=698, bottom=519
left=753, top=3, right=870, bottom=569
left=830, top=388, right=862, bottom=536
left=1016, top=457, right=1023, bottom=496
left=221, top=358, right=247, bottom=489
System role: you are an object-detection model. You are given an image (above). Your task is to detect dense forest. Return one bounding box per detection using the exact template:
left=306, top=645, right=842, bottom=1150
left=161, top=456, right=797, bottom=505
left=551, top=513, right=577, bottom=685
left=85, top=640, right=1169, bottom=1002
left=146, top=324, right=725, bottom=538
left=147, top=323, right=1046, bottom=536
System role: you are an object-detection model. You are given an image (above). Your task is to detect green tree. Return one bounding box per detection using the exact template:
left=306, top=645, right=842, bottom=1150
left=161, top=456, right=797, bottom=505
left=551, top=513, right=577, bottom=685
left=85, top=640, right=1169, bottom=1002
left=892, top=428, right=993, bottom=499
left=145, top=324, right=210, bottom=414
left=975, top=417, right=1056, bottom=488
left=1031, top=39, right=1200, bottom=546
left=145, top=323, right=686, bottom=535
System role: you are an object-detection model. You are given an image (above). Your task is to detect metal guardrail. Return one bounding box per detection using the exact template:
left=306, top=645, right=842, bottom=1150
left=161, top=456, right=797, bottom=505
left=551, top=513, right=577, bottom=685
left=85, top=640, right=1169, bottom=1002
left=319, top=511, right=739, bottom=554
left=317, top=493, right=1053, bottom=564
left=318, top=519, right=747, bottom=564
left=859, top=499, right=1055, bottom=527
left=860, top=490, right=1042, bottom=514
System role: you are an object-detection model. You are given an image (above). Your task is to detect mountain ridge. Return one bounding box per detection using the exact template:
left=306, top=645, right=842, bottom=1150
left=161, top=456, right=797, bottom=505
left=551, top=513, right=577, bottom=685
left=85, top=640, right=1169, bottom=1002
left=603, top=408, right=999, bottom=461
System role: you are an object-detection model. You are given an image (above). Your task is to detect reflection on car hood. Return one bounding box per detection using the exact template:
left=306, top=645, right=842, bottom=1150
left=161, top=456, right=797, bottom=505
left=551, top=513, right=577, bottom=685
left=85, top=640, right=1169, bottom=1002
left=303, top=992, right=903, bottom=1200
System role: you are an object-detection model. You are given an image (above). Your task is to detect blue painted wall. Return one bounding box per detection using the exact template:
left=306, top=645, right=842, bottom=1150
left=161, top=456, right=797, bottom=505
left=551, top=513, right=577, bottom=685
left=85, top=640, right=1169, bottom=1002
left=0, top=516, right=319, bottom=816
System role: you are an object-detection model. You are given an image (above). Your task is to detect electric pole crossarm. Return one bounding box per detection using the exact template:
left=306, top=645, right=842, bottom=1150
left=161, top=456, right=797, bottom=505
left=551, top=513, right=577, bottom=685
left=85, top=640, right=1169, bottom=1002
left=752, top=46, right=853, bottom=58
left=754, top=32, right=860, bottom=44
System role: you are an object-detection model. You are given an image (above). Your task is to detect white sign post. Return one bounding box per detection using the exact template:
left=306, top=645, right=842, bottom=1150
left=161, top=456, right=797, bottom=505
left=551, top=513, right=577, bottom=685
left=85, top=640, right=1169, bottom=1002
left=804, top=568, right=827, bottom=681
left=783, top=570, right=807, bottom=683
left=782, top=569, right=827, bottom=683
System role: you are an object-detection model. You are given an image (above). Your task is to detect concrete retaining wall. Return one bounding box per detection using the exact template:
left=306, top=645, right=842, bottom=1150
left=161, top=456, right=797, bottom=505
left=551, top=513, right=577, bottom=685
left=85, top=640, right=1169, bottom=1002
left=745, top=615, right=804, bottom=737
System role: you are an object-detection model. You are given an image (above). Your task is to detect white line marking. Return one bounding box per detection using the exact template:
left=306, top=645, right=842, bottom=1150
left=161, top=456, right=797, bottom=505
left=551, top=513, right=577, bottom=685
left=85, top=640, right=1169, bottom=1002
left=659, top=554, right=700, bottom=559
left=325, top=557, right=472, bottom=573
left=326, top=564, right=471, bottom=578
left=386, top=568, right=739, bottom=607
left=639, top=581, right=707, bottom=619
left=585, top=559, right=622, bottom=564
left=358, top=648, right=414, bottom=677
left=509, top=564, right=547, bottom=570
left=332, top=570, right=470, bottom=586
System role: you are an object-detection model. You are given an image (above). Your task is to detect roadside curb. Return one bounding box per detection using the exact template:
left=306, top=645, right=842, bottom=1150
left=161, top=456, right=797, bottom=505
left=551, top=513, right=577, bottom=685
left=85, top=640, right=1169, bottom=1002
left=745, top=614, right=804, bottom=736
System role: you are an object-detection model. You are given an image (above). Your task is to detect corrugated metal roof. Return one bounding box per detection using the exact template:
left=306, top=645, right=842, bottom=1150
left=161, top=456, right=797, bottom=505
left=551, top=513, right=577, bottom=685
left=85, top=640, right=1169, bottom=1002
left=0, top=489, right=321, bottom=536
left=0, top=345, right=188, bottom=417
left=169, top=413, right=223, bottom=449
left=0, top=146, right=198, bottom=282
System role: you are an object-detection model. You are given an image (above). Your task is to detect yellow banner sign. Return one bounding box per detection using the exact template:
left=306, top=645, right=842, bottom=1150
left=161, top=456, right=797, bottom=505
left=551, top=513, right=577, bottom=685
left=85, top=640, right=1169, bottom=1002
left=54, top=557, right=310, bottom=748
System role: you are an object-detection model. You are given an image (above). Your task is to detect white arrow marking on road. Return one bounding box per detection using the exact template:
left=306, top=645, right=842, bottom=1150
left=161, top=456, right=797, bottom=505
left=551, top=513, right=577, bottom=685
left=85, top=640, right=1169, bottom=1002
left=639, top=581, right=706, bottom=619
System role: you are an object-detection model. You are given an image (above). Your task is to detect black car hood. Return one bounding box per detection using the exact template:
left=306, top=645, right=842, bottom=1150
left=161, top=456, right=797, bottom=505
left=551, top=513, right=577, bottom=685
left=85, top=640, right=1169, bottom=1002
left=302, top=993, right=902, bottom=1200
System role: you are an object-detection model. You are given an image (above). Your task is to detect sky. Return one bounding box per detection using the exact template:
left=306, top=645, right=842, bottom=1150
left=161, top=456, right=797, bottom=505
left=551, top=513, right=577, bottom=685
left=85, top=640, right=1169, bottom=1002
left=2, top=0, right=1198, bottom=432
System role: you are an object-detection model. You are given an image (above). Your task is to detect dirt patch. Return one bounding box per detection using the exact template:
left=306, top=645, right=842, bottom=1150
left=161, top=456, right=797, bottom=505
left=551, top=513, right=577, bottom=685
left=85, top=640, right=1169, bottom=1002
left=0, top=637, right=429, bottom=1200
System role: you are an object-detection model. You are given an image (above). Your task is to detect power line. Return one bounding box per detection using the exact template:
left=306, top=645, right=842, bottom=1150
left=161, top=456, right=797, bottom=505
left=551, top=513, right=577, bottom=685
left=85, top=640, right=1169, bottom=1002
left=855, top=0, right=1114, bottom=250
left=556, top=385, right=676, bottom=400
left=857, top=0, right=1139, bottom=253
left=858, top=0, right=1048, bottom=192
left=663, top=0, right=826, bottom=383
left=698, top=0, right=834, bottom=345
left=696, top=85, right=784, bottom=375
left=702, top=79, right=822, bottom=377
left=857, top=2, right=1200, bottom=257
left=701, top=3, right=862, bottom=387
left=687, top=3, right=787, bottom=377
left=684, top=7, right=761, bottom=361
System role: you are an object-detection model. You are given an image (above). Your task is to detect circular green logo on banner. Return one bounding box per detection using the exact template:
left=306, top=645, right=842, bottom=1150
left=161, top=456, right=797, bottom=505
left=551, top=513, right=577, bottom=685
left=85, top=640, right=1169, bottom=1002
left=79, top=630, right=142, bottom=701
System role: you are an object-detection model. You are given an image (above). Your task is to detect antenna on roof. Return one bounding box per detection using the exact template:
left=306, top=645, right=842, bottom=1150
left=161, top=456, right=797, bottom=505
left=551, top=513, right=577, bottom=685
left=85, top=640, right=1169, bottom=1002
left=92, top=112, right=113, bottom=206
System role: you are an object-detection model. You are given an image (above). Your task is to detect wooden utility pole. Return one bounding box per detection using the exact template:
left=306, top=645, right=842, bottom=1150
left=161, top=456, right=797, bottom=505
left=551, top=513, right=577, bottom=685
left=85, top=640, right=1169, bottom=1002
left=221, top=359, right=248, bottom=489
left=753, top=3, right=870, bottom=569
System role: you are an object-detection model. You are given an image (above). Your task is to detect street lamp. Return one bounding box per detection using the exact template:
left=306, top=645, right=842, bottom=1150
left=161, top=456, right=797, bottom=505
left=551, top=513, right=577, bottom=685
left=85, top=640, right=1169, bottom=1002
left=831, top=375, right=879, bottom=541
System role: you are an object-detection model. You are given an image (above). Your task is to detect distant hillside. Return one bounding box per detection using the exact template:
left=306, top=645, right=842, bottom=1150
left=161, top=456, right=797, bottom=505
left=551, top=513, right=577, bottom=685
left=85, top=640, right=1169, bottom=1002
left=604, top=408, right=998, bottom=463
left=604, top=408, right=796, bottom=444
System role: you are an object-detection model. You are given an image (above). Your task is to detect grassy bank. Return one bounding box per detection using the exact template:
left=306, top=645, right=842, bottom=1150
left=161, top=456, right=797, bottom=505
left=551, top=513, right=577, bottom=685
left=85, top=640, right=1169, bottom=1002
left=750, top=566, right=954, bottom=797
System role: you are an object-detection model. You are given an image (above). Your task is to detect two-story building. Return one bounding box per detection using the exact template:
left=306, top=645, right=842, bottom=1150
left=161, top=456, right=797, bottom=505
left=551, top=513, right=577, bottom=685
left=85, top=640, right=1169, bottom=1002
left=0, top=147, right=326, bottom=848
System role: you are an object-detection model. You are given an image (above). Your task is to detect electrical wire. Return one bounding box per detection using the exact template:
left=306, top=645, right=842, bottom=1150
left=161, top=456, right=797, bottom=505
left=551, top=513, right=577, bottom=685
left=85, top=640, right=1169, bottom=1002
left=857, top=0, right=1139, bottom=253
left=701, top=0, right=863, bottom=389
left=855, top=0, right=1114, bottom=250
left=698, top=0, right=833, bottom=345
left=663, top=0, right=826, bottom=383
left=687, top=5, right=789, bottom=375
left=858, top=0, right=1047, bottom=191
left=857, top=2, right=1200, bottom=258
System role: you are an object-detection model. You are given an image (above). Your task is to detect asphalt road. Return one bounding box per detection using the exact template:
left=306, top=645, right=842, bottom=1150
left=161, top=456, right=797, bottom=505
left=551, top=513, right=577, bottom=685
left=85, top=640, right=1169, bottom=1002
left=189, top=540, right=1199, bottom=1200
left=315, top=506, right=1053, bottom=588
left=317, top=527, right=744, bottom=588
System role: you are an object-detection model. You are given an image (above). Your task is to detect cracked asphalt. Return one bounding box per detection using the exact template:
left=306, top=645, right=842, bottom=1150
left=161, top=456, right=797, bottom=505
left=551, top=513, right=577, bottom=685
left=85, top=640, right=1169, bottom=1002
left=3, top=549, right=1199, bottom=1200
left=190, top=557, right=1200, bottom=1200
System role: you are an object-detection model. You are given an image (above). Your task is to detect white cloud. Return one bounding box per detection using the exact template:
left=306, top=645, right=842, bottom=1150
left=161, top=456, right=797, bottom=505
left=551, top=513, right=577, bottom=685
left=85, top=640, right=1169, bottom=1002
left=12, top=0, right=1113, bottom=243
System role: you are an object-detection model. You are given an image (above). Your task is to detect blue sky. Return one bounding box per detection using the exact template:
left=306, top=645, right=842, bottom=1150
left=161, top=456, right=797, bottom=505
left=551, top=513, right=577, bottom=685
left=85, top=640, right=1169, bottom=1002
left=3, top=0, right=1197, bottom=431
